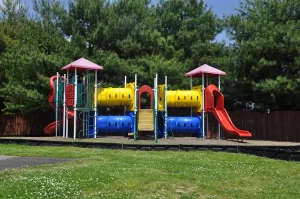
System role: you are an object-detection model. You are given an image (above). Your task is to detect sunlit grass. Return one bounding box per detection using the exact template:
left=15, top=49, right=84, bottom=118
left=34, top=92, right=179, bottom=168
left=0, top=144, right=299, bottom=199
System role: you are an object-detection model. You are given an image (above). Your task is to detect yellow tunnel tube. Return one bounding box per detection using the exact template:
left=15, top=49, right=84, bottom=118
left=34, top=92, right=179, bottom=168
left=96, top=83, right=135, bottom=111
left=158, top=85, right=202, bottom=112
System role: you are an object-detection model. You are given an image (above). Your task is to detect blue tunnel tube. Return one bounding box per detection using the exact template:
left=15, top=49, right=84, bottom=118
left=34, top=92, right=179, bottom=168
left=95, top=112, right=134, bottom=134
left=159, top=116, right=203, bottom=137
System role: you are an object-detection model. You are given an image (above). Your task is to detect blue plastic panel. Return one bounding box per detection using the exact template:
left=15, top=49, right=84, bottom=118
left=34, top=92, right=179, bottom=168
left=96, top=115, right=133, bottom=133
left=166, top=116, right=202, bottom=133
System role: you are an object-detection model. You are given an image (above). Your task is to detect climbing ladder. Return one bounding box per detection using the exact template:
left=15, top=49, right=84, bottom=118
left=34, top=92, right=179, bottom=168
left=138, top=109, right=154, bottom=131
left=77, top=72, right=97, bottom=138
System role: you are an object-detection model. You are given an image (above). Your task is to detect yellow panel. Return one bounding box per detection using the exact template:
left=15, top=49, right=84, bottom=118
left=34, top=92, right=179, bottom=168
left=166, top=90, right=200, bottom=107
left=192, top=85, right=202, bottom=112
left=158, top=84, right=203, bottom=112
left=158, top=85, right=165, bottom=111
left=97, top=87, right=134, bottom=107
left=125, top=83, right=135, bottom=111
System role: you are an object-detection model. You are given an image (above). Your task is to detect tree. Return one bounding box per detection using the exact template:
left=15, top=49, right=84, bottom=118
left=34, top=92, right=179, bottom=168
left=0, top=0, right=231, bottom=113
left=0, top=0, right=27, bottom=21
left=156, top=0, right=221, bottom=60
left=154, top=0, right=230, bottom=91
left=226, top=0, right=300, bottom=110
left=0, top=0, right=72, bottom=113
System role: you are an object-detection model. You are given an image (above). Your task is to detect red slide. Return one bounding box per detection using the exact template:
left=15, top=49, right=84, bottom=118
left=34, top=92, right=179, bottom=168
left=205, top=84, right=252, bottom=138
left=44, top=111, right=74, bottom=135
left=208, top=107, right=252, bottom=137
left=44, top=76, right=74, bottom=135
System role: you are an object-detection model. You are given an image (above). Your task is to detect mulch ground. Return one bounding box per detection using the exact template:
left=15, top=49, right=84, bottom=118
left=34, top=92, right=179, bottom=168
left=1, top=136, right=300, bottom=146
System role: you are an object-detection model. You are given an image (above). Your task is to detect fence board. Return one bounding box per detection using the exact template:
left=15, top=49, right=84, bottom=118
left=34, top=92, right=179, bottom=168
left=224, top=110, right=300, bottom=142
left=0, top=111, right=53, bottom=136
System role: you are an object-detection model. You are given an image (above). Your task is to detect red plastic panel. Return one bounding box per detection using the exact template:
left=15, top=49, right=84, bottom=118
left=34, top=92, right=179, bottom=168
left=138, top=85, right=153, bottom=109
left=204, top=84, right=224, bottom=111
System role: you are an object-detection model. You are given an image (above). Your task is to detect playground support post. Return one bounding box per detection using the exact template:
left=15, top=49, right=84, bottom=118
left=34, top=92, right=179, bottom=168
left=66, top=70, right=69, bottom=138
left=154, top=74, right=158, bottom=143
left=202, top=73, right=205, bottom=139
left=218, top=75, right=221, bottom=140
left=55, top=72, right=59, bottom=137
left=94, top=69, right=97, bottom=138
left=190, top=76, right=192, bottom=117
left=73, top=68, right=77, bottom=139
left=124, top=76, right=127, bottom=115
left=164, top=76, right=168, bottom=139
left=206, top=74, right=208, bottom=138
left=63, top=74, right=66, bottom=138
left=134, top=74, right=138, bottom=141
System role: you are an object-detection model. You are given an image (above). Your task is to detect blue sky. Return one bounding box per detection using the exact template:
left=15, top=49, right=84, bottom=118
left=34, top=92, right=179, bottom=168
left=202, top=0, right=241, bottom=18
left=203, top=0, right=242, bottom=43
left=152, top=0, right=241, bottom=18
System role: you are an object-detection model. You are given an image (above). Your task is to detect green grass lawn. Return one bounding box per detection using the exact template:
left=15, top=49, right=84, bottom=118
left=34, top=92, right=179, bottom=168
left=0, top=145, right=299, bottom=199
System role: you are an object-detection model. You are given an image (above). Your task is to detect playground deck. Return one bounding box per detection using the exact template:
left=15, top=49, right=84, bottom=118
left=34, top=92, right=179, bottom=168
left=1, top=136, right=299, bottom=146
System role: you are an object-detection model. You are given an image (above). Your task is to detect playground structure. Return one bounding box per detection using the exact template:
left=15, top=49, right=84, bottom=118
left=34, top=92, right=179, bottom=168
left=44, top=58, right=252, bottom=141
left=157, top=77, right=203, bottom=138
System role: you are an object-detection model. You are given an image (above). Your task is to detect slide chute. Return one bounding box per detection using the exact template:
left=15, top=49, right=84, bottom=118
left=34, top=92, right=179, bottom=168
left=205, top=84, right=252, bottom=138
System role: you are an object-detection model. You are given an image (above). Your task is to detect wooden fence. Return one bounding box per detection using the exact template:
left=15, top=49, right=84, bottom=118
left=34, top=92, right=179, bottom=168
left=206, top=110, right=300, bottom=142
left=230, top=110, right=300, bottom=142
left=0, top=110, right=300, bottom=142
left=0, top=111, right=53, bottom=136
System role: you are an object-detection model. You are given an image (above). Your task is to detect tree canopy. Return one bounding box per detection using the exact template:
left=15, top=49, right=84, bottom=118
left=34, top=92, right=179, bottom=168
left=0, top=0, right=299, bottom=113
left=226, top=0, right=300, bottom=110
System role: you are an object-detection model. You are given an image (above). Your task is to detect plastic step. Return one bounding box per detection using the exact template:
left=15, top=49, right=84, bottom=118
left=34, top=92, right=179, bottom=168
left=138, top=109, right=154, bottom=131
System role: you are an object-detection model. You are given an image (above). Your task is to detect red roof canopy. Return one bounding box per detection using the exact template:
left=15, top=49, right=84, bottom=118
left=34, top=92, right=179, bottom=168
left=185, top=64, right=226, bottom=77
left=61, top=58, right=104, bottom=71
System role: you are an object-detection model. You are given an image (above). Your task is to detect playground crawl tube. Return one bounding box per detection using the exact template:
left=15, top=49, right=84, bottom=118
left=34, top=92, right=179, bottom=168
left=166, top=91, right=201, bottom=107
left=97, top=83, right=135, bottom=111
left=96, top=112, right=134, bottom=134
left=158, top=85, right=202, bottom=112
left=159, top=116, right=202, bottom=137
left=205, top=84, right=252, bottom=138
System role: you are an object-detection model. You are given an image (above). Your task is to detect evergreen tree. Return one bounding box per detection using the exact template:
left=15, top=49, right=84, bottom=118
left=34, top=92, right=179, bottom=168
left=227, top=0, right=300, bottom=110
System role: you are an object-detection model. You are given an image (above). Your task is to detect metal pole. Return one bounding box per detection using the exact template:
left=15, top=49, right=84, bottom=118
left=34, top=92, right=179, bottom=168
left=190, top=76, right=192, bottom=117
left=63, top=74, right=66, bottom=138
left=206, top=74, right=208, bottom=138
left=73, top=68, right=77, bottom=139
left=218, top=75, right=221, bottom=140
left=164, top=76, right=168, bottom=139
left=202, top=73, right=205, bottom=139
left=134, top=74, right=138, bottom=141
left=94, top=70, right=98, bottom=138
left=55, top=72, right=59, bottom=137
left=154, top=74, right=158, bottom=143
left=124, top=76, right=127, bottom=115
left=66, top=70, right=69, bottom=138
